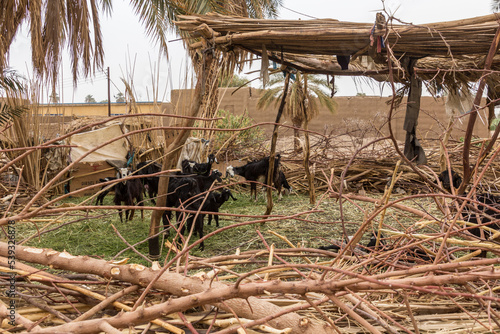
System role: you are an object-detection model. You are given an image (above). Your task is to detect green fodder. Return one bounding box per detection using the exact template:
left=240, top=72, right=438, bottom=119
left=192, top=108, right=266, bottom=158
left=15, top=195, right=153, bottom=265
left=14, top=190, right=442, bottom=267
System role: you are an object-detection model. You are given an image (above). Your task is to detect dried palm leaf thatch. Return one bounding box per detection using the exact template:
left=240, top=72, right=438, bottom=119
left=177, top=13, right=500, bottom=59
left=175, top=12, right=500, bottom=91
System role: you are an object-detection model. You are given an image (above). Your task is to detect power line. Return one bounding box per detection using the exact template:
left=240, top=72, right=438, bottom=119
left=60, top=72, right=108, bottom=82
left=59, top=75, right=108, bottom=88
left=281, top=5, right=318, bottom=19
left=60, top=75, right=107, bottom=85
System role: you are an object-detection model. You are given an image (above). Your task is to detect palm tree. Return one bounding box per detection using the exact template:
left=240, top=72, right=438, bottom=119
left=1, top=0, right=282, bottom=92
left=257, top=71, right=338, bottom=151
left=114, top=92, right=125, bottom=102
left=49, top=92, right=60, bottom=104
left=85, top=94, right=96, bottom=103
left=0, top=0, right=112, bottom=88
left=257, top=71, right=337, bottom=204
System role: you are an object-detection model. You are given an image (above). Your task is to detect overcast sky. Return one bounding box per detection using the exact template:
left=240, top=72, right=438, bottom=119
left=8, top=0, right=495, bottom=103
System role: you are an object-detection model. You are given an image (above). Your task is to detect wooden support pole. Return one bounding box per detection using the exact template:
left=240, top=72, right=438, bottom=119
left=403, top=64, right=427, bottom=165
left=300, top=74, right=315, bottom=204
left=148, top=52, right=213, bottom=258
left=107, top=67, right=111, bottom=117
left=265, top=71, right=291, bottom=216
left=459, top=26, right=500, bottom=194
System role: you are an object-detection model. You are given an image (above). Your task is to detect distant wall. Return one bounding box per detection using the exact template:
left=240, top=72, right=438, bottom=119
left=170, top=88, right=490, bottom=141
left=40, top=89, right=490, bottom=142
left=38, top=101, right=165, bottom=117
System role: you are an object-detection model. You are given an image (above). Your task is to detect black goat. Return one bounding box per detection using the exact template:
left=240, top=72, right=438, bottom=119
left=164, top=170, right=223, bottom=217
left=178, top=170, right=223, bottom=249
left=193, top=169, right=223, bottom=192
left=95, top=167, right=137, bottom=205
left=206, top=188, right=237, bottom=227
left=226, top=154, right=281, bottom=200
left=437, top=169, right=462, bottom=192
left=178, top=187, right=235, bottom=250
left=438, top=170, right=500, bottom=257
left=136, top=160, right=162, bottom=203
left=178, top=196, right=207, bottom=250
left=113, top=168, right=144, bottom=223
left=161, top=170, right=223, bottom=250
left=181, top=153, right=218, bottom=176
left=162, top=176, right=199, bottom=221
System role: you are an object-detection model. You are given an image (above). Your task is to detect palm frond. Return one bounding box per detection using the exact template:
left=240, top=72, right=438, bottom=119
left=90, top=0, right=105, bottom=71
left=128, top=0, right=177, bottom=55
left=99, top=0, right=113, bottom=15
left=42, top=0, right=65, bottom=85
left=316, top=92, right=338, bottom=114
left=29, top=0, right=44, bottom=73
left=0, top=68, right=28, bottom=126
left=128, top=0, right=226, bottom=55
left=0, top=0, right=29, bottom=72
left=492, top=0, right=500, bottom=12
left=0, top=103, right=27, bottom=126
left=246, top=0, right=282, bottom=18
left=0, top=68, right=25, bottom=93
left=256, top=87, right=280, bottom=109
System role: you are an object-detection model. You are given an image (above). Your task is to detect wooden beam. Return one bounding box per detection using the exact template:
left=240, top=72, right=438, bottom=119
left=403, top=63, right=427, bottom=165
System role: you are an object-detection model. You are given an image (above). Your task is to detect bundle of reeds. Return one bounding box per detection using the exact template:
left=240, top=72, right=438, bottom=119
left=175, top=13, right=500, bottom=89
left=177, top=13, right=500, bottom=58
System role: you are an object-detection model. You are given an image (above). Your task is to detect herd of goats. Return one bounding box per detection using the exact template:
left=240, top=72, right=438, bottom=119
left=94, top=153, right=291, bottom=250
left=90, top=150, right=500, bottom=257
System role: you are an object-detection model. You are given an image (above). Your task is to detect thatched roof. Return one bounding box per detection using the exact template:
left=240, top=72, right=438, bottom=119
left=175, top=12, right=500, bottom=89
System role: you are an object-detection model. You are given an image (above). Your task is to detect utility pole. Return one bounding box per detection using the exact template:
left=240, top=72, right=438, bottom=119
left=107, top=67, right=111, bottom=117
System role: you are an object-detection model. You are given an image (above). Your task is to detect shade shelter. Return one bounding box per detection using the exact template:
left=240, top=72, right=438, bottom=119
left=174, top=11, right=500, bottom=190
left=175, top=12, right=500, bottom=82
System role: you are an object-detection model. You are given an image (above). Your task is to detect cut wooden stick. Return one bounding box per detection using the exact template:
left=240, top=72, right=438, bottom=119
left=74, top=285, right=140, bottom=322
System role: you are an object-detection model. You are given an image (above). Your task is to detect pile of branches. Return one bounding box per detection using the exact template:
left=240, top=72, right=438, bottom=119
left=227, top=131, right=500, bottom=195
left=2, top=135, right=500, bottom=333
left=2, top=112, right=500, bottom=333
left=2, top=212, right=500, bottom=333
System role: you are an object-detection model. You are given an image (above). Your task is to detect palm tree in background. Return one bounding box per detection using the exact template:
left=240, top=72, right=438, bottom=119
left=219, top=73, right=249, bottom=87
left=0, top=0, right=281, bottom=90
left=257, top=71, right=338, bottom=151
left=84, top=94, right=96, bottom=103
